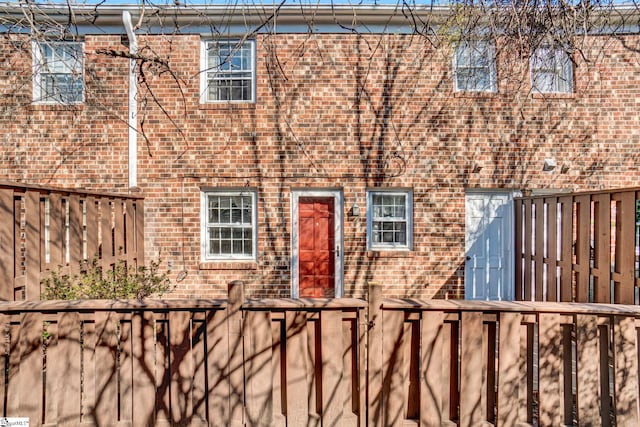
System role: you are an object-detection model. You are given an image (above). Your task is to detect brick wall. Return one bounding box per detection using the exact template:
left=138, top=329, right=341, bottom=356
left=1, top=31, right=639, bottom=299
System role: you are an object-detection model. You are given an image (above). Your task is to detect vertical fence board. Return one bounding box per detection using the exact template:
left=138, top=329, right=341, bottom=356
left=546, top=198, right=559, bottom=302
left=45, top=319, right=59, bottom=425
left=539, top=313, right=563, bottom=426
left=135, top=200, right=144, bottom=265
left=285, top=311, right=310, bottom=427
left=614, top=191, right=636, bottom=304
left=120, top=317, right=133, bottom=424
left=7, top=319, right=21, bottom=416
left=577, top=314, right=602, bottom=425
left=125, top=200, right=136, bottom=266
left=95, top=311, right=118, bottom=425
left=0, top=189, right=14, bottom=301
left=169, top=310, right=193, bottom=425
left=191, top=314, right=208, bottom=426
left=344, top=314, right=361, bottom=427
left=24, top=191, right=41, bottom=300
left=559, top=196, right=574, bottom=302
left=305, top=319, right=319, bottom=421
left=48, top=193, right=64, bottom=269
left=85, top=197, right=99, bottom=262
left=575, top=196, right=591, bottom=303
left=155, top=315, right=171, bottom=425
left=367, top=283, right=383, bottom=427
left=593, top=194, right=611, bottom=303
left=271, top=318, right=286, bottom=427
left=132, top=311, right=155, bottom=427
left=381, top=309, right=406, bottom=427
left=114, top=201, right=125, bottom=261
left=82, top=318, right=97, bottom=426
left=100, top=198, right=113, bottom=270
left=420, top=311, right=443, bottom=427
left=58, top=311, right=81, bottom=427
left=321, top=310, right=344, bottom=425
left=497, top=312, right=522, bottom=426
left=68, top=194, right=82, bottom=275
left=613, top=315, right=639, bottom=425
left=228, top=281, right=245, bottom=427
left=460, top=311, right=485, bottom=427
left=356, top=309, right=366, bottom=427
left=534, top=198, right=545, bottom=301
left=245, top=310, right=273, bottom=427
left=18, top=312, right=42, bottom=424
left=207, top=308, right=231, bottom=426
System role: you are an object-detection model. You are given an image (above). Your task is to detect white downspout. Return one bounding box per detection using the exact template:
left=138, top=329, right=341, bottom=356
left=123, top=11, right=138, bottom=188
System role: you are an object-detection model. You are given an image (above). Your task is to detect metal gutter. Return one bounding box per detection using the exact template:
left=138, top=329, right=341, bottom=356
left=0, top=3, right=638, bottom=34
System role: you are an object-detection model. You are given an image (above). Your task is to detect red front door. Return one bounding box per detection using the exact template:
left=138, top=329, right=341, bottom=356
left=298, top=197, right=335, bottom=298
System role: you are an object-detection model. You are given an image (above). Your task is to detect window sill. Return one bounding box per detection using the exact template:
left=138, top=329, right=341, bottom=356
left=199, top=261, right=258, bottom=271
left=29, top=102, right=85, bottom=110
left=453, top=90, right=498, bottom=99
left=366, top=250, right=414, bottom=259
left=199, top=102, right=256, bottom=110
left=531, top=92, right=575, bottom=100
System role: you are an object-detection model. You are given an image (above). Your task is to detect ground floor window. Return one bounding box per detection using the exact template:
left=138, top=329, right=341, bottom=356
left=201, top=190, right=257, bottom=260
left=367, top=189, right=413, bottom=250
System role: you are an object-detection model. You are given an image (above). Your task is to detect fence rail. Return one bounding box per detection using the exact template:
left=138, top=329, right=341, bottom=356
left=515, top=187, right=640, bottom=304
left=1, top=282, right=640, bottom=426
left=0, top=181, right=144, bottom=301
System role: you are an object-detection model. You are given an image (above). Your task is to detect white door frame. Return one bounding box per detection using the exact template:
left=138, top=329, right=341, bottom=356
left=465, top=189, right=519, bottom=301
left=291, top=189, right=344, bottom=298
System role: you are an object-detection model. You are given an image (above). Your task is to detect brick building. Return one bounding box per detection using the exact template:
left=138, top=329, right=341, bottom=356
left=1, top=3, right=639, bottom=299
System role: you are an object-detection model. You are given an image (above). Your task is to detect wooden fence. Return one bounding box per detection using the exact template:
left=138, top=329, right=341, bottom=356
left=1, top=281, right=639, bottom=426
left=515, top=187, right=640, bottom=304
left=0, top=181, right=144, bottom=301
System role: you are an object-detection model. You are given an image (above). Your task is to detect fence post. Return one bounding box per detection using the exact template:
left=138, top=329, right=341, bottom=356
left=367, top=282, right=383, bottom=427
left=228, top=280, right=245, bottom=427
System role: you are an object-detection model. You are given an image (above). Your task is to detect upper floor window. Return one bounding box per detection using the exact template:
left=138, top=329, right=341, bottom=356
left=201, top=40, right=255, bottom=103
left=530, top=47, right=574, bottom=94
left=201, top=190, right=257, bottom=261
left=367, top=189, right=413, bottom=251
left=33, top=41, right=84, bottom=104
left=454, top=40, right=497, bottom=93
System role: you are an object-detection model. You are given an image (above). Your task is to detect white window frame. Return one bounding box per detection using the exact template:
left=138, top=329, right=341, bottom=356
left=32, top=40, right=84, bottom=104
left=200, top=39, right=256, bottom=103
left=530, top=46, right=574, bottom=94
left=200, top=189, right=258, bottom=261
left=453, top=40, right=497, bottom=93
left=367, top=189, right=413, bottom=251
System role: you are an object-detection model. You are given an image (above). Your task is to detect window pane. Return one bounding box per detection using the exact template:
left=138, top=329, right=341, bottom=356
left=220, top=240, right=232, bottom=254
left=456, top=41, right=494, bottom=92
left=206, top=41, right=253, bottom=102
left=369, top=191, right=411, bottom=248
left=532, top=47, right=573, bottom=93
left=37, top=42, right=83, bottom=103
left=204, top=192, right=255, bottom=258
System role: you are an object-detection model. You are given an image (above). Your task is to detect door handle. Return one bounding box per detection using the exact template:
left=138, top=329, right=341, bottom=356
left=336, top=246, right=340, bottom=257
left=466, top=256, right=471, bottom=261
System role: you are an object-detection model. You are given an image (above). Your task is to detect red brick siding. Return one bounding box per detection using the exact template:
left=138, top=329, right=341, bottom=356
left=1, top=32, right=640, bottom=299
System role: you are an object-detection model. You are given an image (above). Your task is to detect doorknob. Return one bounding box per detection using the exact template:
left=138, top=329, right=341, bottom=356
left=466, top=256, right=471, bottom=261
